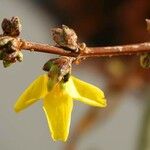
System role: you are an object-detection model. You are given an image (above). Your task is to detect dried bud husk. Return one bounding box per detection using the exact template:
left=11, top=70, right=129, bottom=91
left=43, top=58, right=57, bottom=72
left=2, top=17, right=21, bottom=37
left=52, top=25, right=78, bottom=51
left=57, top=56, right=73, bottom=82
left=140, top=53, right=150, bottom=68
left=50, top=57, right=72, bottom=81
left=43, top=57, right=73, bottom=90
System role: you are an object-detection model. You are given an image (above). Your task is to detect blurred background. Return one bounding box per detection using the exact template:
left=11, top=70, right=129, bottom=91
left=0, top=0, right=150, bottom=150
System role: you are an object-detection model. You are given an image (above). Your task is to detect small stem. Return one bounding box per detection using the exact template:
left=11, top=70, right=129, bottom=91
left=21, top=40, right=150, bottom=58
left=21, top=40, right=74, bottom=56
left=87, top=43, right=150, bottom=57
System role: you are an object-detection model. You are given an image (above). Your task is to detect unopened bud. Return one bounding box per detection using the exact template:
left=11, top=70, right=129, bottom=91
left=140, top=53, right=150, bottom=68
left=2, top=17, right=21, bottom=37
left=16, top=51, right=23, bottom=62
left=0, top=36, right=13, bottom=48
left=2, top=18, right=12, bottom=35
left=3, top=60, right=12, bottom=68
left=52, top=25, right=78, bottom=51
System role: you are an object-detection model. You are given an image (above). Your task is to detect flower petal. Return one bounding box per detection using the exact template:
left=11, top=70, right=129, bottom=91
left=67, top=76, right=107, bottom=107
left=43, top=85, right=73, bottom=142
left=14, top=74, right=48, bottom=112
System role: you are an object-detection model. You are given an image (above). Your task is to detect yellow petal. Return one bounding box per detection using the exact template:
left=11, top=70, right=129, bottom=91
left=14, top=74, right=49, bottom=112
left=43, top=85, right=73, bottom=142
left=67, top=76, right=107, bottom=107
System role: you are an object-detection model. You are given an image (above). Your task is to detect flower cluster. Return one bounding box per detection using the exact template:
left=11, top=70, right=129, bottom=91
left=0, top=17, right=23, bottom=67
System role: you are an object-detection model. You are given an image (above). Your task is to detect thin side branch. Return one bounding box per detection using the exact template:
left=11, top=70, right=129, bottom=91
left=21, top=40, right=150, bottom=58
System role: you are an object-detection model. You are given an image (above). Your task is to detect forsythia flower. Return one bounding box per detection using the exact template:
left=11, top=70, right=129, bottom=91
left=14, top=74, right=107, bottom=142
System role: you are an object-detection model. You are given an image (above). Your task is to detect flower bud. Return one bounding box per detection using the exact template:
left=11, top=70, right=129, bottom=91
left=2, top=17, right=21, bottom=37
left=52, top=25, right=78, bottom=51
left=16, top=51, right=23, bottom=62
left=3, top=60, right=13, bottom=68
left=140, top=53, right=150, bottom=68
left=0, top=36, right=13, bottom=48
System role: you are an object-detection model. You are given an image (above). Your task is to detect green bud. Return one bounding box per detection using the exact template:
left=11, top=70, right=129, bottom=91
left=140, top=53, right=150, bottom=69
left=0, top=37, right=12, bottom=48
left=3, top=60, right=12, bottom=68
left=16, top=51, right=23, bottom=62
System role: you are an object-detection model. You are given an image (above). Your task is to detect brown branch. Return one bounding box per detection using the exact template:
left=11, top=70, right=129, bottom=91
left=21, top=40, right=150, bottom=58
left=1, top=37, right=150, bottom=58
left=1, top=17, right=150, bottom=59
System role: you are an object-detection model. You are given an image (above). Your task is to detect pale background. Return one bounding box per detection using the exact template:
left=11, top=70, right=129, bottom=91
left=0, top=0, right=146, bottom=150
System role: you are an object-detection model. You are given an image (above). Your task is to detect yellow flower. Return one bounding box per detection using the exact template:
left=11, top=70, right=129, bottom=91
left=14, top=74, right=107, bottom=142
